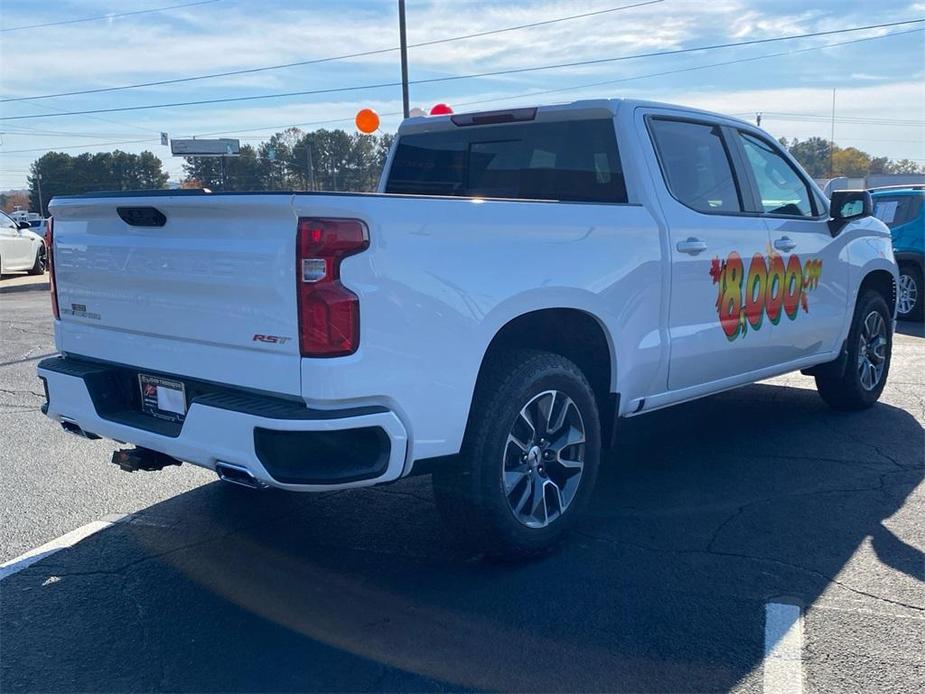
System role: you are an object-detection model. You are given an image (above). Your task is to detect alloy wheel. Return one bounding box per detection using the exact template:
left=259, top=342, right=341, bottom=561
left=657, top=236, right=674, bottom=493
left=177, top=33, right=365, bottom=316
left=857, top=310, right=887, bottom=391
left=897, top=273, right=917, bottom=316
left=502, top=389, right=586, bottom=528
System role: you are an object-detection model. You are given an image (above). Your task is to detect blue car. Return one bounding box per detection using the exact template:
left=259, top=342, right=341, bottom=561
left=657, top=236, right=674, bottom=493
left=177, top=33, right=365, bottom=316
left=871, top=186, right=924, bottom=321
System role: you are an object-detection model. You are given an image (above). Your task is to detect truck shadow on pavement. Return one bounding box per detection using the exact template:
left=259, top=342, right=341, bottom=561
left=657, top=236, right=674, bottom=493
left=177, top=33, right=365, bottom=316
left=2, top=383, right=923, bottom=692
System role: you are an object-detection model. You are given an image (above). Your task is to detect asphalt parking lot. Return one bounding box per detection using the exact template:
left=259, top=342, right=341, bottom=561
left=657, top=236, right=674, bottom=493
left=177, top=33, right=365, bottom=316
left=1, top=278, right=923, bottom=693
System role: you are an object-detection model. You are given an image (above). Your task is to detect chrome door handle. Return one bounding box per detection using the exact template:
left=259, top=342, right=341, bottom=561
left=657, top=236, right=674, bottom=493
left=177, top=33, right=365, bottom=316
left=676, top=237, right=708, bottom=255
left=774, top=236, right=797, bottom=252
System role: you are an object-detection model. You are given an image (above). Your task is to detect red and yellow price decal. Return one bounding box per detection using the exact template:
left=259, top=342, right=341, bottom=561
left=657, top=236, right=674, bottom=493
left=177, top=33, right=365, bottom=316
left=709, top=250, right=823, bottom=341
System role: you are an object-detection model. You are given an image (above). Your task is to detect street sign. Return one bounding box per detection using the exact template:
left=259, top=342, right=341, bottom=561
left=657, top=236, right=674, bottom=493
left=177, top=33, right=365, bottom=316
left=170, top=138, right=240, bottom=157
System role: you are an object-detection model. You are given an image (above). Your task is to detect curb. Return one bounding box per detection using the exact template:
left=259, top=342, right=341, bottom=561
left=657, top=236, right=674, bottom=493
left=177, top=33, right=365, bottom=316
left=0, top=281, right=50, bottom=294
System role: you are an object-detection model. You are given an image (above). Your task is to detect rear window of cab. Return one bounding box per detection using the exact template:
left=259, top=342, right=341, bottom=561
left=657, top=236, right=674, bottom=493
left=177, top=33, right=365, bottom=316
left=385, top=119, right=627, bottom=204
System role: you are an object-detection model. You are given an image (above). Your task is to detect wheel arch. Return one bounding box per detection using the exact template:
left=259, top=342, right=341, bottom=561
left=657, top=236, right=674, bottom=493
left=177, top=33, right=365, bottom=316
left=471, top=307, right=617, bottom=449
left=894, top=251, right=923, bottom=273
left=856, top=267, right=897, bottom=318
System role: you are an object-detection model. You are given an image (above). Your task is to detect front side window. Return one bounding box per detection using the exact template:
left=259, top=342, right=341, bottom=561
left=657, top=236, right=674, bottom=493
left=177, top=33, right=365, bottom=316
left=739, top=132, right=814, bottom=217
left=649, top=118, right=742, bottom=214
left=385, top=119, right=627, bottom=203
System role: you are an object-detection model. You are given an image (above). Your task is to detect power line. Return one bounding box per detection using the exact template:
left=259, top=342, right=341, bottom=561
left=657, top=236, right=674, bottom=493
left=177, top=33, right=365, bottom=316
left=1, top=0, right=663, bottom=103
left=0, top=139, right=158, bottom=155
left=0, top=128, right=152, bottom=139
left=3, top=25, right=922, bottom=155
left=755, top=112, right=924, bottom=126
left=0, top=0, right=225, bottom=33
left=3, top=25, right=917, bottom=153
left=192, top=25, right=925, bottom=137
left=7, top=96, right=161, bottom=135
left=444, top=27, right=925, bottom=115
left=2, top=17, right=923, bottom=122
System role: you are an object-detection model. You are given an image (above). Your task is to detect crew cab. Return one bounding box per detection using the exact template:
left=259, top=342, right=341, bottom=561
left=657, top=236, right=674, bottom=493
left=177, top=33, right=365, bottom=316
left=38, top=99, right=898, bottom=557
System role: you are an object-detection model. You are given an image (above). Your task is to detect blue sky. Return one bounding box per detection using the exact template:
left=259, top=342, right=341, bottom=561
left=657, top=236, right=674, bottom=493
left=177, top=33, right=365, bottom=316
left=1, top=0, right=923, bottom=189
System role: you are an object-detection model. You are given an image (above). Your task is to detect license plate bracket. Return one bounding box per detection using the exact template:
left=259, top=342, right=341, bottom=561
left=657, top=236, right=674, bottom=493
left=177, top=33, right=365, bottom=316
left=138, top=374, right=187, bottom=423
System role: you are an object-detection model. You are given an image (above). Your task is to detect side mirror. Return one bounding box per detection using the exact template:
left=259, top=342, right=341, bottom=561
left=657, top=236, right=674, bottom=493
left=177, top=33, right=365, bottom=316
left=828, top=190, right=872, bottom=236
left=17, top=221, right=31, bottom=230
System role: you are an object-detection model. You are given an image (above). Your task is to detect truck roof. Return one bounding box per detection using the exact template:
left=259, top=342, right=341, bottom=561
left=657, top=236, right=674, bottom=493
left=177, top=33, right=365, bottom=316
left=396, top=97, right=755, bottom=135
left=870, top=186, right=925, bottom=196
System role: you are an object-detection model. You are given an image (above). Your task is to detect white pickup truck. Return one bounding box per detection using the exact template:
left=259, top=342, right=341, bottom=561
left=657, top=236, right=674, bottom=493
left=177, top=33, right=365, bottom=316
left=38, top=99, right=897, bottom=557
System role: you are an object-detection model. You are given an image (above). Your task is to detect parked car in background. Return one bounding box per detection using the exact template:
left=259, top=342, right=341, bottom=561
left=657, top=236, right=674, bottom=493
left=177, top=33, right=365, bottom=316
left=871, top=185, right=924, bottom=321
left=0, top=210, right=46, bottom=276
left=9, top=210, right=43, bottom=226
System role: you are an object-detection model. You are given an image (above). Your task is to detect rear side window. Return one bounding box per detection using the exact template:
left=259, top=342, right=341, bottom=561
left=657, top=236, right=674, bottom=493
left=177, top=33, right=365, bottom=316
left=874, top=195, right=923, bottom=229
left=649, top=118, right=742, bottom=213
left=385, top=119, right=627, bottom=203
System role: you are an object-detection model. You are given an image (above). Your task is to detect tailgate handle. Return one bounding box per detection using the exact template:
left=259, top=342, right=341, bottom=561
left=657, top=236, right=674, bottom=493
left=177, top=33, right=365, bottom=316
left=117, top=206, right=166, bottom=227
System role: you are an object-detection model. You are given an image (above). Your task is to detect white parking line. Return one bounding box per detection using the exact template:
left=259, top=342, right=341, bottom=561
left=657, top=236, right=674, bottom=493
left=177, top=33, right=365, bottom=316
left=0, top=515, right=125, bottom=581
left=764, top=601, right=805, bottom=694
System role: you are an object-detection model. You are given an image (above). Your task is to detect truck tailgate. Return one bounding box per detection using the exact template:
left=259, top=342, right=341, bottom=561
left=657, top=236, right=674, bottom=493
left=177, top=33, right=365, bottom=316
left=49, top=193, right=303, bottom=396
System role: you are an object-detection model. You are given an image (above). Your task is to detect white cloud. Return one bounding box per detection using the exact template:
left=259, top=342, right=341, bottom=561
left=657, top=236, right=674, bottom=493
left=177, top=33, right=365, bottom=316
left=2, top=0, right=923, bottom=189
left=1, top=0, right=742, bottom=93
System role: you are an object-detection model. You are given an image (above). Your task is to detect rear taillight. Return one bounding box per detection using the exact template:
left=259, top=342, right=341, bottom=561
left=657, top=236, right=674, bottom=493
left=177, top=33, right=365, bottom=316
left=45, top=217, right=59, bottom=319
left=296, top=217, right=369, bottom=357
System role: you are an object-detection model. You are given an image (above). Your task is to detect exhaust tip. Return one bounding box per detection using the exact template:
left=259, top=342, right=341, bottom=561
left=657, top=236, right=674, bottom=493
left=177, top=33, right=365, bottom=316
left=216, top=462, right=264, bottom=490
left=60, top=418, right=101, bottom=440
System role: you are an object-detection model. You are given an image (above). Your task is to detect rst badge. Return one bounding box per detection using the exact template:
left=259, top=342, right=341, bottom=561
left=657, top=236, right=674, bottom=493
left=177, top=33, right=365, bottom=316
left=253, top=334, right=291, bottom=345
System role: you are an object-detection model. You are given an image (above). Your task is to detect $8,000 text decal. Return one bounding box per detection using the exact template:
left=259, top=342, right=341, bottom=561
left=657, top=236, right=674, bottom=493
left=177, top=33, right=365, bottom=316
left=709, top=250, right=822, bottom=341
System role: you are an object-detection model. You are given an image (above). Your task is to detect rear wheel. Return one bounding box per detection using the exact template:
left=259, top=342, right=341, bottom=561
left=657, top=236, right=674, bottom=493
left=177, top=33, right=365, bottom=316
left=815, top=290, right=892, bottom=411
left=433, top=349, right=600, bottom=559
left=897, top=263, right=923, bottom=321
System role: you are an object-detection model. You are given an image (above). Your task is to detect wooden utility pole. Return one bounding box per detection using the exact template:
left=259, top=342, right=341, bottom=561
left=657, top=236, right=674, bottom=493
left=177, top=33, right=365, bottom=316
left=398, top=0, right=410, bottom=118
left=36, top=173, right=44, bottom=216
left=306, top=136, right=316, bottom=191
left=829, top=88, right=836, bottom=178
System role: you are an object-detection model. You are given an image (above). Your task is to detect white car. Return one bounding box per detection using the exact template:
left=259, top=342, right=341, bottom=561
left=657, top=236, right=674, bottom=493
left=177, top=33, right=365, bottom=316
left=0, top=210, right=45, bottom=276
left=38, top=98, right=897, bottom=557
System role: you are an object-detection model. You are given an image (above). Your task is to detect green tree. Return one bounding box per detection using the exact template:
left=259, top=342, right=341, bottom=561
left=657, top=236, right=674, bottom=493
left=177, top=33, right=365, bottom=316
left=782, top=137, right=923, bottom=180
left=782, top=137, right=833, bottom=178
left=183, top=145, right=265, bottom=191
left=28, top=150, right=167, bottom=215
left=180, top=128, right=394, bottom=193
left=257, top=127, right=303, bottom=190
left=869, top=156, right=892, bottom=175
left=181, top=155, right=223, bottom=190
left=888, top=159, right=923, bottom=175
left=831, top=147, right=871, bottom=178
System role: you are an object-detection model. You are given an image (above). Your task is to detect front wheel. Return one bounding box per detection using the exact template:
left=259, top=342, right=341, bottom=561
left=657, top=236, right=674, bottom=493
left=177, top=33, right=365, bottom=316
left=815, top=290, right=892, bottom=411
left=432, top=349, right=601, bottom=559
left=897, top=263, right=923, bottom=321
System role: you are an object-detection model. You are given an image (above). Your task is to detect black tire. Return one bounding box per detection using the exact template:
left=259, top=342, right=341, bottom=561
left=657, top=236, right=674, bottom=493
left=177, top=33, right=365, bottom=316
left=896, top=263, right=923, bottom=322
left=815, top=290, right=892, bottom=411
left=27, top=245, right=46, bottom=276
left=433, top=349, right=601, bottom=559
